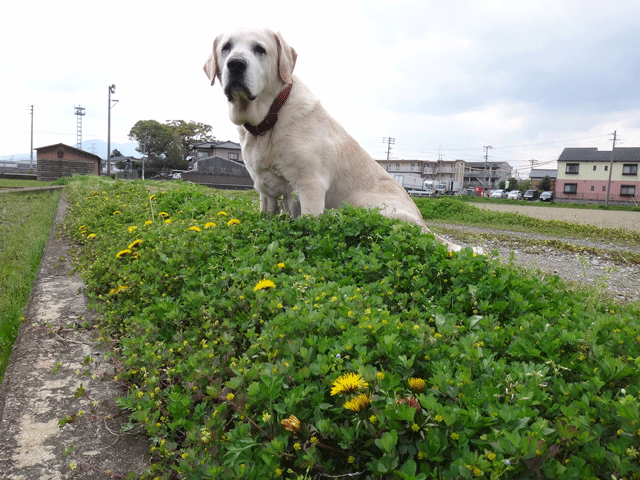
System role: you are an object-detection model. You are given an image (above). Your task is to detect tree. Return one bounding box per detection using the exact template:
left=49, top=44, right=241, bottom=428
left=166, top=120, right=216, bottom=154
left=166, top=133, right=189, bottom=170
left=507, top=177, right=518, bottom=191
left=518, top=180, right=531, bottom=192
left=128, top=120, right=174, bottom=159
left=540, top=175, right=552, bottom=192
left=128, top=120, right=216, bottom=169
left=112, top=149, right=123, bottom=157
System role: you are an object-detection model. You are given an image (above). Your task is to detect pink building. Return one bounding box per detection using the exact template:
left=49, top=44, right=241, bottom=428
left=556, top=148, right=639, bottom=205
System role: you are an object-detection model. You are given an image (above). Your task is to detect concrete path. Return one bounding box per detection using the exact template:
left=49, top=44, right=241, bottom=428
left=0, top=195, right=150, bottom=479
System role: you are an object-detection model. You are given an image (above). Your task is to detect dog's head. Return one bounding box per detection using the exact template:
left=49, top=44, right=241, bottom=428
left=203, top=28, right=297, bottom=108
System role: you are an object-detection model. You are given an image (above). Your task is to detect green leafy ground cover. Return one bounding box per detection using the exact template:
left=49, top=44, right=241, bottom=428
left=62, top=176, right=640, bottom=480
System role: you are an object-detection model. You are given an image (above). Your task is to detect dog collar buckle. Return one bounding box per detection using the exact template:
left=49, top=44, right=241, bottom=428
left=244, top=83, right=292, bottom=136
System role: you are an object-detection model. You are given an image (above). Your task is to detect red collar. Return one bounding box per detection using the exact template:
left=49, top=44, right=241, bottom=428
left=244, top=83, right=292, bottom=136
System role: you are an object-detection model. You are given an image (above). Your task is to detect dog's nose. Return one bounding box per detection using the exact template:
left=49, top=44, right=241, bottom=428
left=227, top=58, right=247, bottom=76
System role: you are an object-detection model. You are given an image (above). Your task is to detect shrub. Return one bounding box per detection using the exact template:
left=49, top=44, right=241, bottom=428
left=63, top=176, right=640, bottom=480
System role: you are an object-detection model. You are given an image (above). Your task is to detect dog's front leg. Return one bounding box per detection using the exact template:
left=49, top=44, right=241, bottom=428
left=297, top=183, right=327, bottom=217
left=261, top=194, right=280, bottom=214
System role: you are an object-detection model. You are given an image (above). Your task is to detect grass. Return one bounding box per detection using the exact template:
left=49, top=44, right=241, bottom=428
left=457, top=195, right=640, bottom=212
left=0, top=178, right=63, bottom=189
left=415, top=196, right=640, bottom=244
left=59, top=176, right=639, bottom=480
left=0, top=187, right=62, bottom=382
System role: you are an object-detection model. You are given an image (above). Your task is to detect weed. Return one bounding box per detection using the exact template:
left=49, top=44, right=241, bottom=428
left=62, top=176, right=640, bottom=480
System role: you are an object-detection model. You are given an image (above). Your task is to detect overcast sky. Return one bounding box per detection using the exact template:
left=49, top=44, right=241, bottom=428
left=2, top=0, right=640, bottom=177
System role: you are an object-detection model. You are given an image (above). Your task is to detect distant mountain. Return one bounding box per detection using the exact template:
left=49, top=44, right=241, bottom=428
left=0, top=140, right=140, bottom=162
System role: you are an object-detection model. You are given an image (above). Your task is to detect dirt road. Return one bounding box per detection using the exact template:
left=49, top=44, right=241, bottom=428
left=473, top=203, right=640, bottom=232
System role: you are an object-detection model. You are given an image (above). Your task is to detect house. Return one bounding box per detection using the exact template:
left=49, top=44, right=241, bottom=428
left=190, top=141, right=243, bottom=165
left=36, top=143, right=100, bottom=181
left=375, top=158, right=465, bottom=190
left=555, top=148, right=639, bottom=204
left=100, top=156, right=141, bottom=176
left=529, top=169, right=557, bottom=190
left=182, top=155, right=253, bottom=190
left=463, top=161, right=513, bottom=193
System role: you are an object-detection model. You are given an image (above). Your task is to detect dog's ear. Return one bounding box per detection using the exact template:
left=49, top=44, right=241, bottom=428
left=203, top=36, right=220, bottom=86
left=274, top=32, right=297, bottom=84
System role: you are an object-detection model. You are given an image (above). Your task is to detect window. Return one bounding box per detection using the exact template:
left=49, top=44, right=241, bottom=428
left=590, top=185, right=595, bottom=191
left=197, top=151, right=208, bottom=158
left=593, top=165, right=597, bottom=171
left=621, top=185, right=636, bottom=196
left=228, top=152, right=239, bottom=160
left=622, top=164, right=638, bottom=175
left=565, top=163, right=579, bottom=174
left=605, top=165, right=608, bottom=171
left=602, top=186, right=606, bottom=192
left=564, top=183, right=578, bottom=194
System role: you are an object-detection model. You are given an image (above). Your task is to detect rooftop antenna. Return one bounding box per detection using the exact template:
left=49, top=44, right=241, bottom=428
left=74, top=105, right=86, bottom=149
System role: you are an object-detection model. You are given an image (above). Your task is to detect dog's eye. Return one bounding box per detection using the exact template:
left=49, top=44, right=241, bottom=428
left=221, top=41, right=232, bottom=53
left=252, top=44, right=267, bottom=55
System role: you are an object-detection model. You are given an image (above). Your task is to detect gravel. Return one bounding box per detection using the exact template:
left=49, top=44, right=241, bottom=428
left=429, top=204, right=640, bottom=304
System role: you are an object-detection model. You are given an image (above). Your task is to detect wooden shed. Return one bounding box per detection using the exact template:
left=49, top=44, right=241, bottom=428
left=36, top=143, right=101, bottom=181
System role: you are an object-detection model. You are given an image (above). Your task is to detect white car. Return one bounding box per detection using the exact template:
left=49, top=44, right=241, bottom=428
left=490, top=189, right=507, bottom=199
left=508, top=190, right=522, bottom=200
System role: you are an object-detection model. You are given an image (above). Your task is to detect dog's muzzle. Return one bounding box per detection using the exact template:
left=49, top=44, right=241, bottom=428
left=223, top=58, right=256, bottom=102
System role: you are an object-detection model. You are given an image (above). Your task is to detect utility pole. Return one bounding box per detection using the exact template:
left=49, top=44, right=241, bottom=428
left=605, top=130, right=617, bottom=206
left=107, top=84, right=118, bottom=176
left=383, top=137, right=395, bottom=170
left=28, top=105, right=34, bottom=169
left=484, top=145, right=492, bottom=192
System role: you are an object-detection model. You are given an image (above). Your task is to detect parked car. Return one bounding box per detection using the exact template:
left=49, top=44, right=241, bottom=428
left=490, top=189, right=507, bottom=199
left=507, top=190, right=522, bottom=200
left=523, top=189, right=539, bottom=201
left=539, top=191, right=553, bottom=202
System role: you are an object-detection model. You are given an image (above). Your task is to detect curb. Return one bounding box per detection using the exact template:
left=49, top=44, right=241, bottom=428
left=0, top=194, right=151, bottom=479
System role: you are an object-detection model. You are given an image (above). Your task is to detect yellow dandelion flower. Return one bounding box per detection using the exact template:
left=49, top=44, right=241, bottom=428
left=343, top=394, right=371, bottom=412
left=331, top=372, right=368, bottom=396
left=227, top=218, right=240, bottom=226
left=188, top=226, right=201, bottom=232
left=116, top=249, right=131, bottom=258
left=277, top=262, right=285, bottom=268
left=164, top=218, right=171, bottom=224
left=217, top=211, right=227, bottom=216
left=128, top=226, right=137, bottom=233
left=159, top=212, right=169, bottom=218
left=128, top=239, right=142, bottom=250
left=293, top=442, right=301, bottom=450
left=144, top=220, right=153, bottom=226
left=226, top=393, right=234, bottom=401
left=204, top=222, right=216, bottom=229
left=113, top=210, right=121, bottom=215
left=254, top=279, right=276, bottom=291
left=281, top=415, right=301, bottom=433
left=87, top=233, right=96, bottom=239
left=408, top=377, right=426, bottom=393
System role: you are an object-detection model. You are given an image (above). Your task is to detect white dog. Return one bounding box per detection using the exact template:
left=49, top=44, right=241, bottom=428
left=203, top=28, right=468, bottom=251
